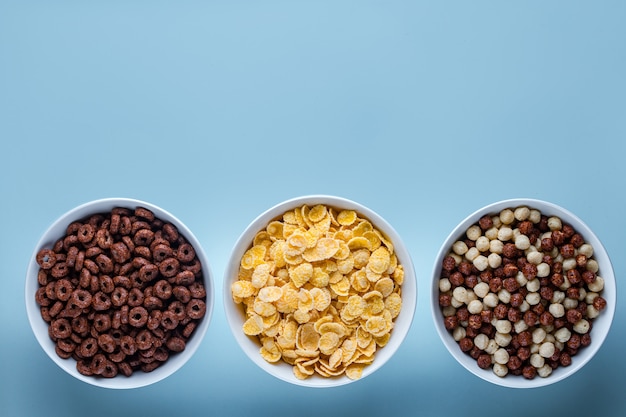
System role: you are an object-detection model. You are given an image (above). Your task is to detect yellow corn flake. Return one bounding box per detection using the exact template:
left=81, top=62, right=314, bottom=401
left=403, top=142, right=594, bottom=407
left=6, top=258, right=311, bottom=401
left=253, top=231, right=273, bottom=248
left=364, top=266, right=382, bottom=284
left=313, top=215, right=331, bottom=235
left=386, top=253, right=398, bottom=275
left=308, top=204, right=328, bottom=223
left=283, top=252, right=303, bottom=266
left=364, top=315, right=390, bottom=338
left=392, top=264, right=405, bottom=285
left=333, top=229, right=353, bottom=242
left=262, top=312, right=280, bottom=329
left=298, top=289, right=314, bottom=313
left=289, top=262, right=313, bottom=288
left=293, top=365, right=312, bottom=380
left=368, top=246, right=391, bottom=275
left=336, top=256, right=354, bottom=274
left=259, top=338, right=281, bottom=363
left=241, top=245, right=267, bottom=269
left=300, top=205, right=314, bottom=228
left=285, top=231, right=308, bottom=255
left=344, top=294, right=366, bottom=317
left=345, top=363, right=366, bottom=380
left=251, top=263, right=272, bottom=288
left=358, top=338, right=377, bottom=357
left=266, top=220, right=284, bottom=240
left=337, top=210, right=358, bottom=226
left=242, top=314, right=264, bottom=336
left=385, top=292, right=402, bottom=318
left=353, top=220, right=373, bottom=236
left=318, top=322, right=347, bottom=337
left=375, top=229, right=394, bottom=254
left=375, top=333, right=390, bottom=347
left=319, top=331, right=341, bottom=355
left=356, top=326, right=373, bottom=349
left=257, top=285, right=282, bottom=303
left=231, top=280, right=257, bottom=299
left=328, top=348, right=343, bottom=370
left=268, top=241, right=287, bottom=269
left=333, top=242, right=351, bottom=260
left=347, top=236, right=370, bottom=251
left=353, top=249, right=371, bottom=269
left=296, top=323, right=320, bottom=351
left=362, top=230, right=382, bottom=251
left=253, top=299, right=277, bottom=317
left=293, top=309, right=311, bottom=324
left=302, top=237, right=340, bottom=262
left=363, top=291, right=385, bottom=316
left=283, top=210, right=297, bottom=224
left=310, top=267, right=330, bottom=288
left=374, top=277, right=395, bottom=298
left=282, top=222, right=298, bottom=238
left=330, top=276, right=350, bottom=297
left=310, top=287, right=331, bottom=311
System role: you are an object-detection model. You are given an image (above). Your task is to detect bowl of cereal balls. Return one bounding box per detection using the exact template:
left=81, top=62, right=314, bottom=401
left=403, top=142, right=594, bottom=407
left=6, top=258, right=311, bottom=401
left=432, top=198, right=615, bottom=388
left=25, top=198, right=213, bottom=389
left=224, top=195, right=416, bottom=387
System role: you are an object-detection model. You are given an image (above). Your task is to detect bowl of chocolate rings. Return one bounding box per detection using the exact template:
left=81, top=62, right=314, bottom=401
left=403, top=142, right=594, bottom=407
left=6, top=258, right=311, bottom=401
left=25, top=198, right=213, bottom=389
left=224, top=195, right=416, bottom=387
left=432, top=198, right=615, bottom=388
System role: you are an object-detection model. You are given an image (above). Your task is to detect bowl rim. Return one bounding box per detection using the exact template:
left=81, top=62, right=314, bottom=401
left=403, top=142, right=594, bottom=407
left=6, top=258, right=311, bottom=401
left=25, top=197, right=214, bottom=389
left=430, top=198, right=616, bottom=388
left=223, top=194, right=417, bottom=388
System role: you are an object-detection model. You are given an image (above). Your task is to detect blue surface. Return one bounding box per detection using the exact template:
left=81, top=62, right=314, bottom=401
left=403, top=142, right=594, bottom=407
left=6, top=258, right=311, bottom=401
left=1, top=1, right=625, bottom=416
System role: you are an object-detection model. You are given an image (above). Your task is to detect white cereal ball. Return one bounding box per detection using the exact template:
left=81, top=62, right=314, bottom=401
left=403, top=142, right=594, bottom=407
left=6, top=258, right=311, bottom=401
left=452, top=287, right=468, bottom=303
left=487, top=253, right=502, bottom=269
left=485, top=339, right=499, bottom=354
left=526, top=251, right=543, bottom=265
left=452, top=326, right=466, bottom=341
left=465, top=247, right=480, bottom=262
left=493, top=363, right=509, bottom=378
left=493, top=348, right=510, bottom=365
left=473, top=282, right=489, bottom=299
left=514, top=320, right=528, bottom=334
left=586, top=259, right=599, bottom=273
left=515, top=272, right=528, bottom=287
left=491, top=216, right=502, bottom=228
left=554, top=327, right=572, bottom=343
left=452, top=240, right=469, bottom=255
left=585, top=292, right=599, bottom=305
left=573, top=319, right=590, bottom=334
left=499, top=209, right=515, bottom=225
left=439, top=278, right=452, bottom=292
left=549, top=303, right=565, bottom=318
left=489, top=239, right=504, bottom=254
left=515, top=234, right=531, bottom=250
left=532, top=327, right=546, bottom=344
left=468, top=299, right=484, bottom=314
left=494, top=332, right=512, bottom=347
left=475, top=236, right=490, bottom=252
left=519, top=300, right=530, bottom=313
left=563, top=298, right=578, bottom=310
left=588, top=276, right=604, bottom=292
left=485, top=227, right=499, bottom=240
left=552, top=291, right=565, bottom=304
left=536, top=262, right=550, bottom=278
left=498, top=289, right=511, bottom=304
left=514, top=206, right=531, bottom=221
left=530, top=353, right=545, bottom=368
left=466, top=225, right=482, bottom=241
left=562, top=258, right=577, bottom=271
left=483, top=293, right=499, bottom=308
left=495, top=320, right=512, bottom=334
left=474, top=334, right=489, bottom=350
left=526, top=278, right=540, bottom=293
left=578, top=243, right=594, bottom=258
left=539, top=342, right=555, bottom=358
left=586, top=304, right=601, bottom=319
left=526, top=292, right=541, bottom=306
left=473, top=255, right=489, bottom=271
left=529, top=209, right=542, bottom=224
left=537, top=364, right=553, bottom=378
left=547, top=216, right=562, bottom=231
left=497, top=226, right=514, bottom=241
left=451, top=296, right=464, bottom=308
left=442, top=306, right=457, bottom=317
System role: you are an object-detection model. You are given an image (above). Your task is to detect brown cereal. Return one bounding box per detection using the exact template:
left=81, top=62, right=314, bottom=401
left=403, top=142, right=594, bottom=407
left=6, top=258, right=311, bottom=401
left=34, top=206, right=207, bottom=379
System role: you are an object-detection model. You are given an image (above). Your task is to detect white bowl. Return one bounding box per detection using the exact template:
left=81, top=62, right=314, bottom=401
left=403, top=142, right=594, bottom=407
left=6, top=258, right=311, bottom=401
left=224, top=195, right=417, bottom=387
left=431, top=198, right=616, bottom=388
left=25, top=198, right=214, bottom=389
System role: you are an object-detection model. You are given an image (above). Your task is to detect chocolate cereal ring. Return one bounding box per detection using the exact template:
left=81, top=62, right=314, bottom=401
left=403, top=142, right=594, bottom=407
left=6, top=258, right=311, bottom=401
left=77, top=223, right=95, bottom=243
left=120, top=335, right=137, bottom=356
left=154, top=280, right=172, bottom=300
left=51, top=318, right=72, bottom=339
left=158, top=257, right=179, bottom=278
left=97, top=333, right=116, bottom=353
left=129, top=306, right=149, bottom=328
left=134, top=207, right=155, bottom=222
left=186, top=298, right=206, bottom=320
left=54, top=279, right=73, bottom=301
left=176, top=243, right=196, bottom=263
left=160, top=310, right=179, bottom=330
left=110, top=287, right=128, bottom=307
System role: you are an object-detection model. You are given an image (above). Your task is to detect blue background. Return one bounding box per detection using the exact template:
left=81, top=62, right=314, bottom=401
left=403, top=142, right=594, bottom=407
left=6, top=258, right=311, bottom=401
left=1, top=1, right=625, bottom=416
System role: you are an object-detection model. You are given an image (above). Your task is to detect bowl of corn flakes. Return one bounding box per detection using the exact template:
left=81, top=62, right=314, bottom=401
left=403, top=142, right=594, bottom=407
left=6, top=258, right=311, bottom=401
left=431, top=198, right=615, bottom=388
left=224, top=195, right=416, bottom=387
left=26, top=198, right=214, bottom=389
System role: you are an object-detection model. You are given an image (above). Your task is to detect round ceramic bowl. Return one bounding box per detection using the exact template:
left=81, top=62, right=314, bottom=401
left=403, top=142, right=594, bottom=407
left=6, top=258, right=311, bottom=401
left=224, top=195, right=417, bottom=387
left=431, top=198, right=615, bottom=388
left=25, top=198, right=214, bottom=389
